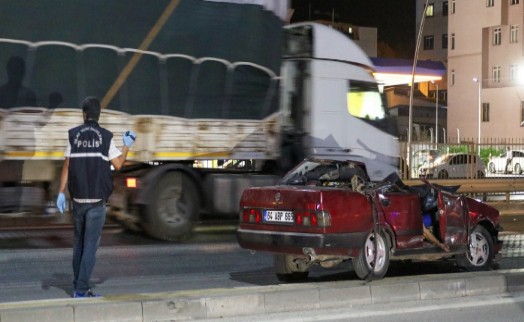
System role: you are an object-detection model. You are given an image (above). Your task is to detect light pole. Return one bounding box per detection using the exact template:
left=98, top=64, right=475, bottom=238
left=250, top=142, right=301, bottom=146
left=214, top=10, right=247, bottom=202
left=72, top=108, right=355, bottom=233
left=473, top=77, right=481, bottom=145
left=431, top=80, right=438, bottom=143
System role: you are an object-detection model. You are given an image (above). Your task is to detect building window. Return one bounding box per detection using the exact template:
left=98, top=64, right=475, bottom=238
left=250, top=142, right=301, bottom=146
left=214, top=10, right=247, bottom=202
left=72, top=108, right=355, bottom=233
left=510, top=25, right=519, bottom=43
left=482, top=103, right=490, bottom=122
left=510, top=64, right=519, bottom=81
left=487, top=0, right=495, bottom=7
left=451, top=0, right=456, bottom=14
left=511, top=0, right=519, bottom=5
left=424, top=35, right=434, bottom=50
left=521, top=102, right=524, bottom=127
left=451, top=33, right=455, bottom=49
left=492, top=65, right=501, bottom=83
left=493, top=27, right=502, bottom=45
left=426, top=3, right=434, bottom=17
left=450, top=69, right=455, bottom=86
left=443, top=1, right=449, bottom=15
left=442, top=34, right=448, bottom=49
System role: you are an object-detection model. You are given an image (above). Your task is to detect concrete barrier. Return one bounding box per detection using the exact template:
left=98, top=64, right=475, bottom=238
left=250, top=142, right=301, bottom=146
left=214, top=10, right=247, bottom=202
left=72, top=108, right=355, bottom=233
left=1, top=268, right=524, bottom=322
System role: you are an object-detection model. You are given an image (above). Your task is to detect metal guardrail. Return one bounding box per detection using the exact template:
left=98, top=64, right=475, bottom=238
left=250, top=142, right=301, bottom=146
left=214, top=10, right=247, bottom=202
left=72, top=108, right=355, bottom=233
left=403, top=178, right=524, bottom=204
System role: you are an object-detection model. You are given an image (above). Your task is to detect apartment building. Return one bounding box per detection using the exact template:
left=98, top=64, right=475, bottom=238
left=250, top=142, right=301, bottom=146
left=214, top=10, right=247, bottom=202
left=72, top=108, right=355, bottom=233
left=415, top=0, right=449, bottom=143
left=416, top=0, right=449, bottom=94
left=447, top=0, right=524, bottom=142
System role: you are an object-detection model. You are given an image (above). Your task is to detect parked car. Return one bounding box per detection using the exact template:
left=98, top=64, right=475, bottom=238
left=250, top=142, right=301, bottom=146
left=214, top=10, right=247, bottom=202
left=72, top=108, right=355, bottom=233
left=418, top=153, right=485, bottom=179
left=236, top=159, right=502, bottom=281
left=412, top=149, right=441, bottom=178
left=487, top=150, right=524, bottom=174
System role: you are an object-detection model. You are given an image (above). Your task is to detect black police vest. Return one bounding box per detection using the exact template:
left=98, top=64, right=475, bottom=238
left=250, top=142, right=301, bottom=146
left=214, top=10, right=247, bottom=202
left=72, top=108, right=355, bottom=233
left=67, top=121, right=114, bottom=201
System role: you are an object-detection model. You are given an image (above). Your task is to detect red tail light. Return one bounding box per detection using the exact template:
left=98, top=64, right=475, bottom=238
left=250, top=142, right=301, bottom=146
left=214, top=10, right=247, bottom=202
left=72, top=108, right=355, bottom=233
left=295, top=210, right=329, bottom=227
left=241, top=208, right=262, bottom=223
left=311, top=213, right=318, bottom=226
left=296, top=212, right=304, bottom=225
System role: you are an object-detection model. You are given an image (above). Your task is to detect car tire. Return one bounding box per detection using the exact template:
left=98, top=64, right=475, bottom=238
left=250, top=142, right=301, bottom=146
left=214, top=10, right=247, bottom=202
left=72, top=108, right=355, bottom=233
left=488, top=162, right=496, bottom=174
left=455, top=225, right=494, bottom=271
left=352, top=230, right=389, bottom=280
left=438, top=170, right=449, bottom=179
left=515, top=163, right=522, bottom=175
left=274, top=254, right=309, bottom=282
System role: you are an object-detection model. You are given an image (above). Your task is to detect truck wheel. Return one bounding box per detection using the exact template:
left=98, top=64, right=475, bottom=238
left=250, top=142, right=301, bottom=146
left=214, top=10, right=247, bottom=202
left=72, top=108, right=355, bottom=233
left=142, top=171, right=199, bottom=241
left=274, top=254, right=309, bottom=282
left=456, top=225, right=494, bottom=271
left=352, top=230, right=389, bottom=280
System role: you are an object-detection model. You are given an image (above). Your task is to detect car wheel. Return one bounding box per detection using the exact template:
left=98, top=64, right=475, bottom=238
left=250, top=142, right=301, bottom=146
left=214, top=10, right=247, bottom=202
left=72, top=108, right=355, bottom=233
left=456, top=225, right=494, bottom=271
left=352, top=230, right=389, bottom=280
left=274, top=254, right=309, bottom=282
left=488, top=162, right=496, bottom=174
left=515, top=163, right=522, bottom=174
left=438, top=170, right=449, bottom=179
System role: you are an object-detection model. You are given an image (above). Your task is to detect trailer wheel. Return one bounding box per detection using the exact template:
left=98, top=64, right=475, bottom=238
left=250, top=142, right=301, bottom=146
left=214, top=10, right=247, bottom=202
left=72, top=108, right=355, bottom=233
left=142, top=171, right=200, bottom=241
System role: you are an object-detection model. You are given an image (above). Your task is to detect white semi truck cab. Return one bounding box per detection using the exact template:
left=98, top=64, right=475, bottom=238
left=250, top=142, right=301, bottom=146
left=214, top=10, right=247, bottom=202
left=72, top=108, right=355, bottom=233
left=281, top=23, right=399, bottom=181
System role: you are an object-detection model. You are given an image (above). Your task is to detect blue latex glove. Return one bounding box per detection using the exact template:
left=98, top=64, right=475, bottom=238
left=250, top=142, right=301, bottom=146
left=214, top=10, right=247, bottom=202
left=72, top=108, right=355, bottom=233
left=57, top=192, right=66, bottom=214
left=123, top=130, right=137, bottom=147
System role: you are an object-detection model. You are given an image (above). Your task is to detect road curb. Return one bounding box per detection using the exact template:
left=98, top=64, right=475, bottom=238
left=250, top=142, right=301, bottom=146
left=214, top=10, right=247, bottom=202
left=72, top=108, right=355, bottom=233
left=1, top=268, right=524, bottom=321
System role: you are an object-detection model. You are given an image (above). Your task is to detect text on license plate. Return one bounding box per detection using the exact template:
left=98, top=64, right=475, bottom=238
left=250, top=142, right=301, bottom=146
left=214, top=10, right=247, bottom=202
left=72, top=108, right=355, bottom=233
left=264, top=210, right=294, bottom=223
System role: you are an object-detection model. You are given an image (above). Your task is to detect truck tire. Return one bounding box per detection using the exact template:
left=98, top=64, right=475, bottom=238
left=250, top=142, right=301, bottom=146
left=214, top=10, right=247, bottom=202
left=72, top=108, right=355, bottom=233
left=142, top=171, right=200, bottom=241
left=274, top=254, right=309, bottom=282
left=352, top=230, right=389, bottom=280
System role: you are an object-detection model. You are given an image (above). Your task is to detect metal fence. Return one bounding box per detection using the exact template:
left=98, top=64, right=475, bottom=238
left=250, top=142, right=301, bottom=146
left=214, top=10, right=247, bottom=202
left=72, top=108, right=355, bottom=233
left=400, top=138, right=524, bottom=181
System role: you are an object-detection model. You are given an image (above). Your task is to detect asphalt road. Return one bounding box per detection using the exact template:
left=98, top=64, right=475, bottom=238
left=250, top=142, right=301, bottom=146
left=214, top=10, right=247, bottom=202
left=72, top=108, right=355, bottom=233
left=501, top=214, right=524, bottom=233
left=0, top=220, right=524, bottom=303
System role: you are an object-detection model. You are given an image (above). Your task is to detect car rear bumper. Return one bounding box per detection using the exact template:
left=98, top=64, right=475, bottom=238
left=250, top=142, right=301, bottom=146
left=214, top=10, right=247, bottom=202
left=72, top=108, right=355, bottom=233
left=236, top=228, right=367, bottom=255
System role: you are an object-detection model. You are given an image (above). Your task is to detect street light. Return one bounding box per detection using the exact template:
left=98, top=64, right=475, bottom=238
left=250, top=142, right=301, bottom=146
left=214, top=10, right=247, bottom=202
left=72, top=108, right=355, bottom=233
left=431, top=80, right=439, bottom=143
left=473, top=77, right=481, bottom=145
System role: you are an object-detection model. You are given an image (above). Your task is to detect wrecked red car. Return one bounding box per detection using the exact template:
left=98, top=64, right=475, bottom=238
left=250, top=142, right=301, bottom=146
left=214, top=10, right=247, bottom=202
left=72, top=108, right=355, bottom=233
left=237, top=159, right=503, bottom=281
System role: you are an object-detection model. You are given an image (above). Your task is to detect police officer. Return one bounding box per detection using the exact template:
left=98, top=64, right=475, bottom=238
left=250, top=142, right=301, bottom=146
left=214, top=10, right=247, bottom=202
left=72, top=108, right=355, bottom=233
left=56, top=96, right=136, bottom=298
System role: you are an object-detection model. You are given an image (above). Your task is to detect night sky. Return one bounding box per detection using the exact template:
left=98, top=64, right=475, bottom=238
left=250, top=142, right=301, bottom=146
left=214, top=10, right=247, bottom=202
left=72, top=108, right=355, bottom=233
left=290, top=0, right=416, bottom=58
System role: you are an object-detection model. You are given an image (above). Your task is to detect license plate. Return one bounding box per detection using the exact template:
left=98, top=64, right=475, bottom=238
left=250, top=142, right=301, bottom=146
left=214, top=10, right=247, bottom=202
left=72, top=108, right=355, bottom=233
left=264, top=210, right=294, bottom=223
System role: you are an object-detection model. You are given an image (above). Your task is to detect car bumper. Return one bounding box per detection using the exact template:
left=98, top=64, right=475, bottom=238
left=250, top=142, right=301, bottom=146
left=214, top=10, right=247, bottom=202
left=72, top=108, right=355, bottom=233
left=236, top=228, right=367, bottom=255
